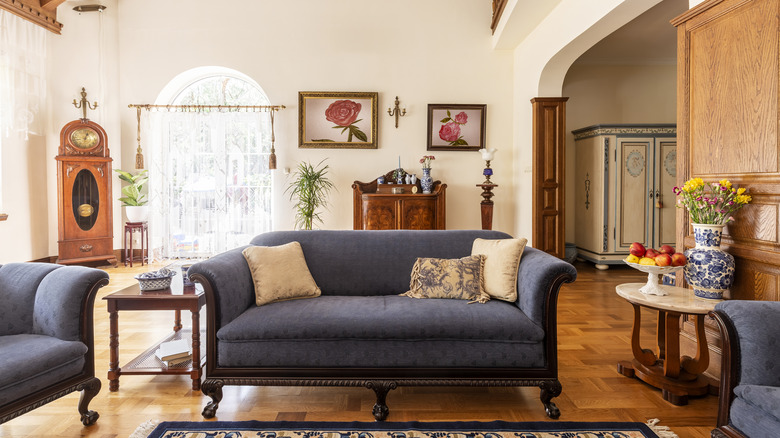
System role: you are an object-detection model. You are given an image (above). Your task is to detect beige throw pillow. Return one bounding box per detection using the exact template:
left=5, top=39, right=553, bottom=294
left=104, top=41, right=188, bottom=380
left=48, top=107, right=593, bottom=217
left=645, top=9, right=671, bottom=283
left=401, top=255, right=489, bottom=303
left=471, top=238, right=527, bottom=302
left=242, top=242, right=321, bottom=307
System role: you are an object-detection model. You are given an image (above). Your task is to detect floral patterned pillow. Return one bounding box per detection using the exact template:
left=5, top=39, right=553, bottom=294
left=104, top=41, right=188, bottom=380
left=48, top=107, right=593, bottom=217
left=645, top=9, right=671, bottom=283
left=401, top=255, right=489, bottom=303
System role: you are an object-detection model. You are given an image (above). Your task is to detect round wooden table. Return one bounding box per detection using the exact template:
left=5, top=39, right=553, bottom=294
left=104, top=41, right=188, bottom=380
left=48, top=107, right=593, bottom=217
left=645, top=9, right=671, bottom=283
left=615, top=283, right=720, bottom=405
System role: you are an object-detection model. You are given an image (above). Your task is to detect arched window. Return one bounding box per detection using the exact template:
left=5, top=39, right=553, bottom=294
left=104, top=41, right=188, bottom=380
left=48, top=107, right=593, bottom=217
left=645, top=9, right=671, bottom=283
left=148, top=69, right=272, bottom=259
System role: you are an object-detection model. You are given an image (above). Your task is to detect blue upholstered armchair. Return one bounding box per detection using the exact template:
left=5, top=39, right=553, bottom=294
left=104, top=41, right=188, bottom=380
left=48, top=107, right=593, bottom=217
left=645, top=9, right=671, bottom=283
left=710, top=300, right=780, bottom=438
left=0, top=263, right=109, bottom=426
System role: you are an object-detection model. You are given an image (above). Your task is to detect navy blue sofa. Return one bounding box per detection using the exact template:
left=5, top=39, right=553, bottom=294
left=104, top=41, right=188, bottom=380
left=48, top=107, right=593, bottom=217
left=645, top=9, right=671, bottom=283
left=0, top=263, right=109, bottom=426
left=188, top=230, right=577, bottom=421
left=711, top=301, right=780, bottom=438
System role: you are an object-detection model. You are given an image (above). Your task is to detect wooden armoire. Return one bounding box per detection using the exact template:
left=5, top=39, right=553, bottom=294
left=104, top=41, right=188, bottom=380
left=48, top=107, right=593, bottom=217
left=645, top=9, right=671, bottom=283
left=573, top=125, right=677, bottom=269
left=673, top=0, right=780, bottom=388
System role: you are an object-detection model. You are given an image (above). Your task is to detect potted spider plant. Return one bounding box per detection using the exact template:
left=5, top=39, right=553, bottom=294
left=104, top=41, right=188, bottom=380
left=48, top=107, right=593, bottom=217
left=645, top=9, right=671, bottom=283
left=285, top=159, right=335, bottom=230
left=114, top=169, right=149, bottom=223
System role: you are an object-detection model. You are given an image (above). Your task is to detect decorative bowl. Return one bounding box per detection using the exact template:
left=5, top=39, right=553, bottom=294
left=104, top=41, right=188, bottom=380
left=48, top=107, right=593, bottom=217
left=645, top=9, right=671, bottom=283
left=134, top=268, right=178, bottom=291
left=623, top=261, right=684, bottom=296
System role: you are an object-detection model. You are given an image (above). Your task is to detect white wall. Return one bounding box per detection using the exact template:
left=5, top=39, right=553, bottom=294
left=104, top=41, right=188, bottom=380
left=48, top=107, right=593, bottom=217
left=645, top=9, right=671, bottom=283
left=113, top=0, right=515, bottom=235
left=0, top=0, right=684, bottom=262
left=0, top=133, right=50, bottom=263
left=0, top=2, right=121, bottom=264
left=562, top=63, right=677, bottom=241
left=500, top=0, right=664, bottom=243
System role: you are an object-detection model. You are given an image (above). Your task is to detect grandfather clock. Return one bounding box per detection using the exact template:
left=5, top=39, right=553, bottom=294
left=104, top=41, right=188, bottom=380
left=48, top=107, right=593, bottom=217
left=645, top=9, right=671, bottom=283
left=56, top=88, right=117, bottom=266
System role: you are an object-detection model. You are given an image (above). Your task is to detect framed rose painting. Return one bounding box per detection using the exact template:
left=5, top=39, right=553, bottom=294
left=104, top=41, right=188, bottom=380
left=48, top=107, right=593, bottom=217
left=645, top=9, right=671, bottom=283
left=426, top=104, right=486, bottom=151
left=299, top=91, right=378, bottom=149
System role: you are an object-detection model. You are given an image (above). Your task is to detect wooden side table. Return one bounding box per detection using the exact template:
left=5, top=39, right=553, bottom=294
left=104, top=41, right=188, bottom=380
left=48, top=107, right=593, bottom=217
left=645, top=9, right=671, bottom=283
left=615, top=283, right=719, bottom=405
left=123, top=221, right=148, bottom=267
left=103, top=271, right=205, bottom=391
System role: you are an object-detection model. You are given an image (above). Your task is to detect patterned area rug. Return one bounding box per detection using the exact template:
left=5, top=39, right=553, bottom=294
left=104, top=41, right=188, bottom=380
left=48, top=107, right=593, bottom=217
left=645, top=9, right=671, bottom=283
left=130, top=419, right=678, bottom=438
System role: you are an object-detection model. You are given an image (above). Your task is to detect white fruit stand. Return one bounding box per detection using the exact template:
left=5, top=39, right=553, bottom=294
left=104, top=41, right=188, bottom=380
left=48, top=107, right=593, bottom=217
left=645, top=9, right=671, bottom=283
left=623, top=261, right=684, bottom=296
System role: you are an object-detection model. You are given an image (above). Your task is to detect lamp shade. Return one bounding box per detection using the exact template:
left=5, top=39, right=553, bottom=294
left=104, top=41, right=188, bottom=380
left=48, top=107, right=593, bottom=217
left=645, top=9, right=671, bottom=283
left=479, top=148, right=497, bottom=161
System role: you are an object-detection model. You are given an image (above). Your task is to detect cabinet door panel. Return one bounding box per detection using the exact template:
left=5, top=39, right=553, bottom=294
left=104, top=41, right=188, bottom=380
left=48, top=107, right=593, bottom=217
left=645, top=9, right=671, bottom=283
left=616, top=139, right=652, bottom=252
left=574, top=136, right=608, bottom=254
left=657, top=140, right=677, bottom=247
left=401, top=199, right=435, bottom=230
left=362, top=199, right=396, bottom=230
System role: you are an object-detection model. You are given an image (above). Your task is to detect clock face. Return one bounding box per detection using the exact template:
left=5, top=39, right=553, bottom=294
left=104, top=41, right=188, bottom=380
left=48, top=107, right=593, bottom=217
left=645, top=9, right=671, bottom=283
left=70, top=127, right=99, bottom=149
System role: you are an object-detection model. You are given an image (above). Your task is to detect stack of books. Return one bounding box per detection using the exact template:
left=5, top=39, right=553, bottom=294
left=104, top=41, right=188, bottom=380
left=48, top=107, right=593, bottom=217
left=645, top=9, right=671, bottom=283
left=155, top=339, right=191, bottom=366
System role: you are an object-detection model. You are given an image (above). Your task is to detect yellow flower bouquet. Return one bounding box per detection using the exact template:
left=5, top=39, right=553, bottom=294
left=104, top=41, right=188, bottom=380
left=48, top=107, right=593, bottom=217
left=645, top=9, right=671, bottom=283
left=673, top=178, right=751, bottom=225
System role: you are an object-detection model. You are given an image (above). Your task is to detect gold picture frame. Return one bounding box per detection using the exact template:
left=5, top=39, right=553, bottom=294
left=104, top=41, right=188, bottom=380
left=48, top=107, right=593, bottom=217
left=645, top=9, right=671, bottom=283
left=299, top=91, right=378, bottom=149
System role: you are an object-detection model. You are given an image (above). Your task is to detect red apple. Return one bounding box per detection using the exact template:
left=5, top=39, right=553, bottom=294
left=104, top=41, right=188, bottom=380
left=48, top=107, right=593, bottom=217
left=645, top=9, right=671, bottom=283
left=671, top=253, right=688, bottom=266
left=655, top=253, right=672, bottom=267
left=629, top=242, right=646, bottom=257
left=645, top=248, right=660, bottom=258
left=659, top=244, right=676, bottom=254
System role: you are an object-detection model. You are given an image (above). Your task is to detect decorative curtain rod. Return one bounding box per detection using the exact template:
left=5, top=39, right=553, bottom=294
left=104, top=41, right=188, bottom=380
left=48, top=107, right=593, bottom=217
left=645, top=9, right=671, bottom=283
left=128, top=104, right=285, bottom=112
left=128, top=103, right=284, bottom=170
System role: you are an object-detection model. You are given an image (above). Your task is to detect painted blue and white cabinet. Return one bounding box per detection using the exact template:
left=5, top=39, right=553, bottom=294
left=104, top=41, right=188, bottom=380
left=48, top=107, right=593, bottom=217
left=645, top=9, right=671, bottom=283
left=573, top=124, right=677, bottom=269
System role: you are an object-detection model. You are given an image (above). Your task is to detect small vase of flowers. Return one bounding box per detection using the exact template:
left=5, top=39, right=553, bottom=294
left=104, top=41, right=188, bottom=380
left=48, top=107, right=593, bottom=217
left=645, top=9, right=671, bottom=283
left=674, top=178, right=751, bottom=299
left=419, top=155, right=435, bottom=194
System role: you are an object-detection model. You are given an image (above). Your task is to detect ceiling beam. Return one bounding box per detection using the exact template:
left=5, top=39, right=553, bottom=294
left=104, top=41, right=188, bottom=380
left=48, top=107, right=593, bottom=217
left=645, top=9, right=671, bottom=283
left=0, top=0, right=64, bottom=34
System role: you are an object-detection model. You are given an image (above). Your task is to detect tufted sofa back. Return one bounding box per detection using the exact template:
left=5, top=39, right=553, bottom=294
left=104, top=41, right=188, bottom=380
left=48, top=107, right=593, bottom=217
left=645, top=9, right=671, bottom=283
left=250, top=230, right=512, bottom=296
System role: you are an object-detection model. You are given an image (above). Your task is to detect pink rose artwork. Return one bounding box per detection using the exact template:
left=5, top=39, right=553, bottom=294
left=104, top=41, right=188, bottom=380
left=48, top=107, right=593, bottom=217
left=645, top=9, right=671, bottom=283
left=438, top=110, right=469, bottom=146
left=317, top=99, right=367, bottom=142
left=439, top=122, right=461, bottom=143
left=325, top=100, right=361, bottom=126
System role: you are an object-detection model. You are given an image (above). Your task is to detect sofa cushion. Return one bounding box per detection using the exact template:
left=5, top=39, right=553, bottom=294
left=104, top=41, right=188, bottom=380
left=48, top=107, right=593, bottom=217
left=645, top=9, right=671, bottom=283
left=730, top=387, right=780, bottom=438
left=216, top=339, right=546, bottom=368
left=0, top=334, right=87, bottom=406
left=218, top=295, right=542, bottom=342
left=216, top=295, right=545, bottom=368
left=0, top=263, right=61, bottom=336
left=401, top=255, right=489, bottom=303
left=250, top=230, right=514, bottom=296
left=243, top=242, right=321, bottom=307
left=733, top=385, right=780, bottom=423
left=471, top=238, right=527, bottom=302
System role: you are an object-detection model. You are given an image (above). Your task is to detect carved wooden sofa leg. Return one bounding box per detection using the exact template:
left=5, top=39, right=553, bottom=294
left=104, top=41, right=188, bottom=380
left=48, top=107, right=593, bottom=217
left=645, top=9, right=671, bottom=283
left=201, top=379, right=224, bottom=418
left=366, top=381, right=397, bottom=421
left=540, top=380, right=562, bottom=419
left=77, top=377, right=101, bottom=426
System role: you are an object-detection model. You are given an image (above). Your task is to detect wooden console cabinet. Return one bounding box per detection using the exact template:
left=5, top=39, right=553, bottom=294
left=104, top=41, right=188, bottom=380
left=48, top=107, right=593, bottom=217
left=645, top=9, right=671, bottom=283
left=352, top=172, right=446, bottom=230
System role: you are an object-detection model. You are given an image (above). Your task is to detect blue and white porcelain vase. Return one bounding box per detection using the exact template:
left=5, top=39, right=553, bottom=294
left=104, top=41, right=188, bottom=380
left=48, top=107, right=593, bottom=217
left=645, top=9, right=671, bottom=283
left=683, top=223, right=735, bottom=300
left=421, top=168, right=433, bottom=194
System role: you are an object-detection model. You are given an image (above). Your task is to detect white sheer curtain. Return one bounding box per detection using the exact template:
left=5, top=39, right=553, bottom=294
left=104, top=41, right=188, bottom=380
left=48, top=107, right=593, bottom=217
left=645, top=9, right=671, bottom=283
left=0, top=10, right=46, bottom=138
left=0, top=10, right=46, bottom=212
left=147, top=110, right=273, bottom=260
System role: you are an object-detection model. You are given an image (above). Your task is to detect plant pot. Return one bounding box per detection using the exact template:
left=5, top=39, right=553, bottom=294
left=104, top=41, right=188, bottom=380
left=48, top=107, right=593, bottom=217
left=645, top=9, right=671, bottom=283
left=683, top=223, right=734, bottom=299
left=125, top=205, right=149, bottom=223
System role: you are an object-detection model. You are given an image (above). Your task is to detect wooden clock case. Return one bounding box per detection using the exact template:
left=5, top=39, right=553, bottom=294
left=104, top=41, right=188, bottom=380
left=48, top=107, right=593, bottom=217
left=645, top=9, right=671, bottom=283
left=56, top=119, right=117, bottom=266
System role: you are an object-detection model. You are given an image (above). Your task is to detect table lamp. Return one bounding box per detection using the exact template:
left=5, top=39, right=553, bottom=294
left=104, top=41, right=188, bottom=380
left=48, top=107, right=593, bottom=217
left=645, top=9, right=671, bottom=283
left=479, top=148, right=497, bottom=184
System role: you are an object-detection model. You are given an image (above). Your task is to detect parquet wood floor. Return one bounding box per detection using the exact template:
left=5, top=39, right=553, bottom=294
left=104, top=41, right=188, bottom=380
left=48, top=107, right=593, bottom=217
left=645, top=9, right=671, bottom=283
left=0, top=260, right=719, bottom=437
